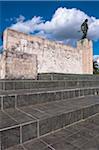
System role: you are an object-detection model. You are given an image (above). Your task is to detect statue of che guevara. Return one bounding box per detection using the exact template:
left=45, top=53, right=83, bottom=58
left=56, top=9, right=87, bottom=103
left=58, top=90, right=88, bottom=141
left=81, top=19, right=88, bottom=39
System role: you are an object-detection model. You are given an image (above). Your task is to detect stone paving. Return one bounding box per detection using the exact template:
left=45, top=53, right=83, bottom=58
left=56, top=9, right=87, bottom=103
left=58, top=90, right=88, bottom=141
left=0, top=76, right=99, bottom=150
left=0, top=95, right=99, bottom=150
left=6, top=113, right=99, bottom=150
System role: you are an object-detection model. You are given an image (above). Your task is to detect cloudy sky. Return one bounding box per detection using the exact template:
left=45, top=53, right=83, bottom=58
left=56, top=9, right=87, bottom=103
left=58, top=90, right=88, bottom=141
left=0, top=1, right=99, bottom=55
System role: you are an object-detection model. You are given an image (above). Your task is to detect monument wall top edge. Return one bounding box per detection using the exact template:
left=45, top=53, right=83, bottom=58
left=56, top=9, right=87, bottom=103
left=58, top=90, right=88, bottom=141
left=4, top=28, right=78, bottom=50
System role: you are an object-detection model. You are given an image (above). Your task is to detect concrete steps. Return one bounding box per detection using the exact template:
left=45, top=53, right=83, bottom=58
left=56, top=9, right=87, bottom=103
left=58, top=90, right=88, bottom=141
left=6, top=113, right=99, bottom=150
left=0, top=80, right=99, bottom=90
left=0, top=87, right=99, bottom=110
left=0, top=75, right=99, bottom=149
left=38, top=73, right=99, bottom=80
left=0, top=95, right=99, bottom=149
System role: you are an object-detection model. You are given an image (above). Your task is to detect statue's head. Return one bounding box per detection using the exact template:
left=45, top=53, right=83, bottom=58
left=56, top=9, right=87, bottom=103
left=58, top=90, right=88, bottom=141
left=85, top=19, right=88, bottom=22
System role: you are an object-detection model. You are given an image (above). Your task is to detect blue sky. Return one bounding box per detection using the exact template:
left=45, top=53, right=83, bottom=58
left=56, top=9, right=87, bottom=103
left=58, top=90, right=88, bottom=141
left=0, top=1, right=99, bottom=55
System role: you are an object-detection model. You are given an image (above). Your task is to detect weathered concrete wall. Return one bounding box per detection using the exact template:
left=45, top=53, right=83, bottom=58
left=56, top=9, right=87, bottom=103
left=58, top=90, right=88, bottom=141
left=3, top=29, right=93, bottom=74
left=77, top=39, right=93, bottom=74
left=0, top=53, right=6, bottom=79
left=0, top=50, right=37, bottom=79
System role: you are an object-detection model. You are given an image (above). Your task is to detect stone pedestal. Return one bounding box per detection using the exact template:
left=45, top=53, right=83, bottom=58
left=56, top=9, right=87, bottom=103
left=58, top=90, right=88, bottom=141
left=77, top=39, right=93, bottom=74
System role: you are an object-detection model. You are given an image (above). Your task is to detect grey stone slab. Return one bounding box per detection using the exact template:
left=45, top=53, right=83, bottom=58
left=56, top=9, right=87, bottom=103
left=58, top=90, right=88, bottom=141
left=24, top=81, right=43, bottom=89
left=20, top=106, right=50, bottom=120
left=84, top=89, right=90, bottom=96
left=79, top=89, right=84, bottom=96
left=91, top=88, right=95, bottom=95
left=4, top=82, right=15, bottom=90
left=82, top=105, right=98, bottom=119
left=42, top=128, right=72, bottom=145
left=38, top=73, right=99, bottom=80
left=62, top=109, right=83, bottom=127
left=62, top=91, right=70, bottom=99
left=9, top=80, right=97, bottom=90
left=3, top=95, right=15, bottom=109
left=85, top=124, right=99, bottom=136
left=43, top=147, right=53, bottom=150
left=51, top=139, right=79, bottom=150
left=5, top=145, right=25, bottom=150
left=93, top=136, right=99, bottom=143
left=50, top=115, right=65, bottom=131
left=22, top=122, right=37, bottom=143
left=77, top=128, right=96, bottom=140
left=36, top=102, right=63, bottom=115
left=19, top=96, right=99, bottom=137
left=40, top=114, right=99, bottom=149
left=65, top=123, right=86, bottom=133
left=54, top=91, right=62, bottom=101
left=23, top=139, right=47, bottom=150
left=74, top=115, right=99, bottom=135
left=65, top=132, right=89, bottom=148
left=54, top=101, right=78, bottom=113
left=38, top=92, right=56, bottom=103
left=17, top=94, right=39, bottom=107
left=39, top=109, right=82, bottom=136
left=3, top=80, right=86, bottom=91
left=51, top=114, right=68, bottom=130
left=65, top=125, right=80, bottom=134
left=39, top=117, right=53, bottom=136
left=23, top=81, right=32, bottom=89
left=22, top=81, right=39, bottom=90
left=0, top=127, right=20, bottom=150
left=42, top=133, right=62, bottom=146
left=80, top=138, right=99, bottom=150
left=86, top=95, right=99, bottom=102
left=0, top=97, right=1, bottom=110
left=0, top=82, right=3, bottom=90
left=0, top=111, right=18, bottom=130
left=84, top=121, right=99, bottom=128
left=68, top=90, right=75, bottom=99
left=87, top=114, right=99, bottom=125
left=14, top=82, right=24, bottom=90
left=5, top=108, right=36, bottom=124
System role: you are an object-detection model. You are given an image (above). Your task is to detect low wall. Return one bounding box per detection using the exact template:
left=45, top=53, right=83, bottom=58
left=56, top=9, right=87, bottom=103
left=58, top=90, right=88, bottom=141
left=0, top=50, right=37, bottom=79
left=3, top=29, right=93, bottom=75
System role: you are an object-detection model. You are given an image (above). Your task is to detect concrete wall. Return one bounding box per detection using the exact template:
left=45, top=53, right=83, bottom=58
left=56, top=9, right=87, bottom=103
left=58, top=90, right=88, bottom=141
left=0, top=50, right=37, bottom=79
left=3, top=29, right=93, bottom=75
left=0, top=53, right=6, bottom=79
left=77, top=39, right=93, bottom=74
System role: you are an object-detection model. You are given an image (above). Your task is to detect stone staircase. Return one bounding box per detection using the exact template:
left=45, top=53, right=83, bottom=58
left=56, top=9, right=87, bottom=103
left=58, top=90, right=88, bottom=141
left=0, top=74, right=99, bottom=150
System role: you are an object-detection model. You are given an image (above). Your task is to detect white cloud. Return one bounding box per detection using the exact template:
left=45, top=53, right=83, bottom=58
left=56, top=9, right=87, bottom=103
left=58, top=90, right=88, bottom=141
left=16, top=15, right=25, bottom=22
left=94, top=55, right=99, bottom=59
left=9, top=7, right=99, bottom=43
left=97, top=58, right=99, bottom=64
left=11, top=16, right=44, bottom=34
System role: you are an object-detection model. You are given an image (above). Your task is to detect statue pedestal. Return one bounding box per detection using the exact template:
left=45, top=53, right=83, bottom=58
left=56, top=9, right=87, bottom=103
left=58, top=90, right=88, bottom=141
left=77, top=39, right=93, bottom=74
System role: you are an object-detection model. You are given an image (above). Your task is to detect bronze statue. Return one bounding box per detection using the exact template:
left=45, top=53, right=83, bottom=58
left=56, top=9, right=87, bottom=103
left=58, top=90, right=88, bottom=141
left=81, top=19, right=88, bottom=39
